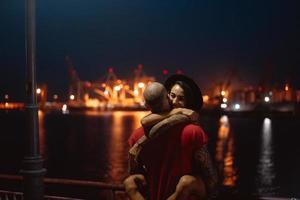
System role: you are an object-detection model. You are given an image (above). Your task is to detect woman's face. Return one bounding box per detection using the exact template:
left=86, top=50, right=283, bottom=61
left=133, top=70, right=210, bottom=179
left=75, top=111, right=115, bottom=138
left=168, top=84, right=186, bottom=108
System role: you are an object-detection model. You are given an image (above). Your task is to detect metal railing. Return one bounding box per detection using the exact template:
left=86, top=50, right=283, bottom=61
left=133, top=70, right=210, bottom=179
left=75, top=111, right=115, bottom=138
left=0, top=174, right=126, bottom=200
left=0, top=190, right=84, bottom=200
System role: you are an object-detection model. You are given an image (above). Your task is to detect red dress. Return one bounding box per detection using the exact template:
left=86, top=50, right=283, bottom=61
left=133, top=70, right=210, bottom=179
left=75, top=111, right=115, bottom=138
left=128, top=123, right=208, bottom=200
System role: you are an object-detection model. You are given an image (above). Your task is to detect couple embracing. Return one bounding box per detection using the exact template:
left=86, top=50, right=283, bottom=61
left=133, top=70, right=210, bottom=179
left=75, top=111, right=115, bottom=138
left=124, top=74, right=218, bottom=200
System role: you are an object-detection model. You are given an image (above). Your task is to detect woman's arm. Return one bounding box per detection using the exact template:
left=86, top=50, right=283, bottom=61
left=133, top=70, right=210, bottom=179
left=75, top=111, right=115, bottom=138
left=140, top=111, right=172, bottom=127
left=194, top=145, right=219, bottom=198
left=141, top=108, right=199, bottom=127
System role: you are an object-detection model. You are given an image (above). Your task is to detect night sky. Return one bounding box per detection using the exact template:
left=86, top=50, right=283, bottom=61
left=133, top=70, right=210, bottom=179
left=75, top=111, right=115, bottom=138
left=1, top=0, right=300, bottom=101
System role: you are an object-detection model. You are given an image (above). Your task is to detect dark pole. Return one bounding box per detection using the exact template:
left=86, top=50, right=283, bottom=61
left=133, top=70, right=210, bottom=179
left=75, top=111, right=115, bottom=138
left=20, top=0, right=46, bottom=199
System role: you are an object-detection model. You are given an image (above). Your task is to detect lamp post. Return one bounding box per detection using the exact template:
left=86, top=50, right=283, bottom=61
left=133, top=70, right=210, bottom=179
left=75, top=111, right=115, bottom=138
left=20, top=0, right=46, bottom=199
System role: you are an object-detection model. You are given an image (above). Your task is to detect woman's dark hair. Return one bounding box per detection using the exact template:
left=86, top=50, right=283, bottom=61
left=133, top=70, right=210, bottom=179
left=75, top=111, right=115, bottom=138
left=164, top=74, right=203, bottom=113
left=172, top=81, right=196, bottom=110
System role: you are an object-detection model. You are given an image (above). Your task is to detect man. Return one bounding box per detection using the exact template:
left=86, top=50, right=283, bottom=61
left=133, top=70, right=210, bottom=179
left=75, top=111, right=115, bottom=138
left=124, top=82, right=217, bottom=200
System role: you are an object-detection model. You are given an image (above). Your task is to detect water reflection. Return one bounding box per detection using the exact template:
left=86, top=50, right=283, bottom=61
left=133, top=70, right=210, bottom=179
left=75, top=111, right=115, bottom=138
left=256, top=118, right=276, bottom=195
left=215, top=115, right=237, bottom=186
left=107, top=111, right=148, bottom=183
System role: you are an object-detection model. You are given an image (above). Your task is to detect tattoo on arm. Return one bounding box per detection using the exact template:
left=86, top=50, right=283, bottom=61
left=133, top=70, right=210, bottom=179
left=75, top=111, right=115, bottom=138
left=194, top=145, right=219, bottom=197
left=128, top=153, right=146, bottom=175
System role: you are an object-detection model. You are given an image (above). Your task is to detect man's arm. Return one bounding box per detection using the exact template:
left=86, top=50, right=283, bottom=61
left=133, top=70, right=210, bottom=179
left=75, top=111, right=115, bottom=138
left=194, top=145, right=219, bottom=198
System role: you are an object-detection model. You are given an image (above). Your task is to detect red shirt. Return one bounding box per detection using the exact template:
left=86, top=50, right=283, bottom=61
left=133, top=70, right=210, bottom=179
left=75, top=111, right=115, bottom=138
left=128, top=123, right=208, bottom=200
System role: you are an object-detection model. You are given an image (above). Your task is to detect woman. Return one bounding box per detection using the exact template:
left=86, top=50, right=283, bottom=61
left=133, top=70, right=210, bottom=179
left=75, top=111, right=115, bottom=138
left=125, top=75, right=218, bottom=200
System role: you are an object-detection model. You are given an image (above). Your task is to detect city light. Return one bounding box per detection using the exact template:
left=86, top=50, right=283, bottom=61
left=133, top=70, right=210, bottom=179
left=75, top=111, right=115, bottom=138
left=162, top=69, right=169, bottom=75
left=138, top=82, right=145, bottom=88
left=264, top=96, right=270, bottom=103
left=69, top=95, right=75, bottom=100
left=53, top=94, right=58, bottom=100
left=220, top=115, right=229, bottom=124
left=234, top=103, right=240, bottom=110
left=221, top=103, right=227, bottom=109
left=114, top=85, right=121, bottom=91
left=21, top=63, right=299, bottom=111
left=62, top=104, right=68, bottom=114
left=4, top=94, right=9, bottom=100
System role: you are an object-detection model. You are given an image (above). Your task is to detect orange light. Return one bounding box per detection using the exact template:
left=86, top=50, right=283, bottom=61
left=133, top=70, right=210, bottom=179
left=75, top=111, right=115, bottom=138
left=36, top=88, right=41, bottom=94
left=285, top=84, right=289, bottom=91
left=203, top=95, right=209, bottom=103
left=221, top=90, right=226, bottom=96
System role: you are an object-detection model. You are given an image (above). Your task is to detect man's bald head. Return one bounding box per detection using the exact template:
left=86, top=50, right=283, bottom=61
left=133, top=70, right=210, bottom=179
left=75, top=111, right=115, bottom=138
left=143, top=82, right=170, bottom=113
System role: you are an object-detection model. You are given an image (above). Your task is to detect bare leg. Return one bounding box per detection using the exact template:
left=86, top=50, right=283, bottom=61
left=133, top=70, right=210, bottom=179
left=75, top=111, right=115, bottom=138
left=166, top=175, right=206, bottom=200
left=123, top=174, right=146, bottom=200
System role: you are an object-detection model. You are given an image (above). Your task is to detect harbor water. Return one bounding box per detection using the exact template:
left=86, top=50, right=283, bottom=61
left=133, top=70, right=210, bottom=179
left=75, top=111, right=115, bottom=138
left=0, top=110, right=299, bottom=198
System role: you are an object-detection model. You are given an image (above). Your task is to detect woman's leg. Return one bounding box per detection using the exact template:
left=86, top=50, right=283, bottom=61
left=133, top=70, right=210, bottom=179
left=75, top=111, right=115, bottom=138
left=123, top=174, right=146, bottom=200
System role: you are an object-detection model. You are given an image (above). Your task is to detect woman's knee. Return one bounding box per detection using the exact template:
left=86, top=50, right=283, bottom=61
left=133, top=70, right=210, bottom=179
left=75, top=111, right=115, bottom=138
left=123, top=174, right=146, bottom=193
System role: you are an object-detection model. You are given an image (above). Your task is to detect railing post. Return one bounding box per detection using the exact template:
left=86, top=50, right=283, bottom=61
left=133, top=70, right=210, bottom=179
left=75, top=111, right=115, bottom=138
left=20, top=0, right=46, bottom=199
